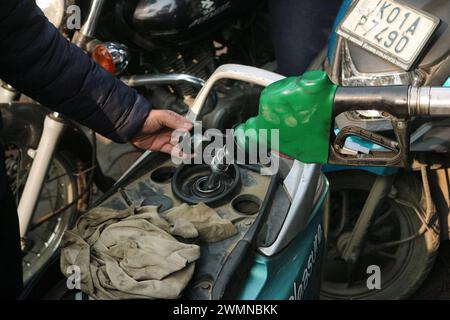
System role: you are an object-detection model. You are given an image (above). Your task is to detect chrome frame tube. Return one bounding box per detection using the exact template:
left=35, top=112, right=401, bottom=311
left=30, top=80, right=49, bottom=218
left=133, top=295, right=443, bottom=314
left=121, top=73, right=206, bottom=89
left=18, top=113, right=66, bottom=237
left=122, top=73, right=218, bottom=111
left=79, top=0, right=105, bottom=38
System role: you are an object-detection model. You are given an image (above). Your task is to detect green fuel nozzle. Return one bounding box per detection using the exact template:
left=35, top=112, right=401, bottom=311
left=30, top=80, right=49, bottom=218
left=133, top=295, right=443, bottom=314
left=234, top=70, right=337, bottom=164
left=233, top=69, right=450, bottom=167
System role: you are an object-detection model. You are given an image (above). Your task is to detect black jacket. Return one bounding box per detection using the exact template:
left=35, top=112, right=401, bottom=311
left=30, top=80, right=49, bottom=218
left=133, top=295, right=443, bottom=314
left=0, top=0, right=151, bottom=143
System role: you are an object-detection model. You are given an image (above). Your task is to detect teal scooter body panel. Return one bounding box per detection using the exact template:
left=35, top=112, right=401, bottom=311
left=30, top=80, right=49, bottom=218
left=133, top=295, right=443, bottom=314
left=238, top=185, right=328, bottom=300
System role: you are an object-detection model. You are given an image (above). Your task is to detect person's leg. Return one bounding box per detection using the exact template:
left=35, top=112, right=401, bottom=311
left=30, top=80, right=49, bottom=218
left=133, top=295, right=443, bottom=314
left=269, top=0, right=342, bottom=76
left=0, top=144, right=23, bottom=299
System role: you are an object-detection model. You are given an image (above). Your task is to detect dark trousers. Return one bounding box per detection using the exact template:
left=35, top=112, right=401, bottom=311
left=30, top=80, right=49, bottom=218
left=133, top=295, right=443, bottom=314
left=0, top=144, right=23, bottom=299
left=269, top=0, right=343, bottom=76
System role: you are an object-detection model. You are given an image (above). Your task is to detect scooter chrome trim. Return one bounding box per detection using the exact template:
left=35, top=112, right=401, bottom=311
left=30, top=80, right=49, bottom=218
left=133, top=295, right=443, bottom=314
left=259, top=164, right=326, bottom=256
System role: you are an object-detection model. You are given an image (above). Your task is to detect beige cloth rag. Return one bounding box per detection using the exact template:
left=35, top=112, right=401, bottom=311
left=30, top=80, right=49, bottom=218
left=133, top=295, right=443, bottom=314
left=60, top=202, right=237, bottom=300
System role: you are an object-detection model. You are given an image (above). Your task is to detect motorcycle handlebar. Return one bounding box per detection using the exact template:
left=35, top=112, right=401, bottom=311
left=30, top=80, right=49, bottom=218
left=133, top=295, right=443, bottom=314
left=333, top=86, right=450, bottom=118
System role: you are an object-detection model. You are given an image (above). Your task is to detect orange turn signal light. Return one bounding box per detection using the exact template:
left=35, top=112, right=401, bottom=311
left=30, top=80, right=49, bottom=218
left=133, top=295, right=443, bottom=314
left=91, top=44, right=117, bottom=75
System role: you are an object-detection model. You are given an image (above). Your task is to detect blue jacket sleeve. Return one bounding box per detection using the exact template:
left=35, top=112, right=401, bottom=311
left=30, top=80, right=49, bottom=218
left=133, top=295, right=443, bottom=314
left=0, top=0, right=151, bottom=143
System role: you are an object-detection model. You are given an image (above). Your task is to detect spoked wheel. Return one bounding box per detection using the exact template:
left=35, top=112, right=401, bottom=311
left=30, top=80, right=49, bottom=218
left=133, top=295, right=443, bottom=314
left=5, top=145, right=88, bottom=284
left=321, top=171, right=439, bottom=300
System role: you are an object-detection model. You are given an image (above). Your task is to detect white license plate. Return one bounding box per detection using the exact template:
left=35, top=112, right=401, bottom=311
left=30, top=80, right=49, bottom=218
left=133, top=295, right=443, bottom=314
left=336, top=0, right=440, bottom=70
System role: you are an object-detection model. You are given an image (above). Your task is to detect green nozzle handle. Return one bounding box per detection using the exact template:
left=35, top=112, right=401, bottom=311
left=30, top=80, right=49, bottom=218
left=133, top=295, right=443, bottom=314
left=235, top=69, right=450, bottom=166
left=235, top=70, right=336, bottom=164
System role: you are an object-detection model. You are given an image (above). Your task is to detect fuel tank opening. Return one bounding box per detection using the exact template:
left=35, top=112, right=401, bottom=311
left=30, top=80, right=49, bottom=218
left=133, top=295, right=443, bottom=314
left=171, top=163, right=241, bottom=207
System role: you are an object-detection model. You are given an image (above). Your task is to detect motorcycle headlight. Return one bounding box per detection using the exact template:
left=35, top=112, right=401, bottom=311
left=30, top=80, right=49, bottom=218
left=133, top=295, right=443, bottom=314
left=36, top=0, right=66, bottom=29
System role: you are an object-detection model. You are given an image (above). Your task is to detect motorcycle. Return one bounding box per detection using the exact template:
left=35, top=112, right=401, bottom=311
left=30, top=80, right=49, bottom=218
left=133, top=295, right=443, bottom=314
left=319, top=0, right=450, bottom=299
left=1, top=0, right=273, bottom=285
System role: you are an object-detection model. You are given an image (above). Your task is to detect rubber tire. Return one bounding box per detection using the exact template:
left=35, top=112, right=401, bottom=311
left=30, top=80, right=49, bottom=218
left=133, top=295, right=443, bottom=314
left=321, top=170, right=439, bottom=300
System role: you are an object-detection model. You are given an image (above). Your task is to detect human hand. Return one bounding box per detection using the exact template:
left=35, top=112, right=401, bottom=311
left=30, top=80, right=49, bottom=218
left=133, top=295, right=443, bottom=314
left=131, top=109, right=193, bottom=156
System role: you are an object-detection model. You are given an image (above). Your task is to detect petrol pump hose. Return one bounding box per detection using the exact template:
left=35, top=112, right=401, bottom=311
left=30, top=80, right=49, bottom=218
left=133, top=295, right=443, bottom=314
left=234, top=70, right=450, bottom=167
